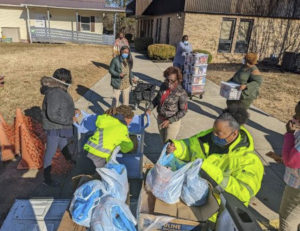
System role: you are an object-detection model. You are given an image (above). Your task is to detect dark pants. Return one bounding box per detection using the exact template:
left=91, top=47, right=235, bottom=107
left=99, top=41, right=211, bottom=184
left=226, top=99, right=253, bottom=110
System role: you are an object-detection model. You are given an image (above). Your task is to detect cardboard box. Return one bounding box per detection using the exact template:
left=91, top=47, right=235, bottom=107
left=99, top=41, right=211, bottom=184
left=57, top=210, right=86, bottom=231
left=138, top=185, right=219, bottom=231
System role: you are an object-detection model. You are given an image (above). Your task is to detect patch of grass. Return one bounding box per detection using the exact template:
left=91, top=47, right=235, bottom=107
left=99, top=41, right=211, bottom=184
left=0, top=43, right=112, bottom=123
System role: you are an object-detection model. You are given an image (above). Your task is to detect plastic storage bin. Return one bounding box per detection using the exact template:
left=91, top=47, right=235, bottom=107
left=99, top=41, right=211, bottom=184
left=220, top=81, right=242, bottom=100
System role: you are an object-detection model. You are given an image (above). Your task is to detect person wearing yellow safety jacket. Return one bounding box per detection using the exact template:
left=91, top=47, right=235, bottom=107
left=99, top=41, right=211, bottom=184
left=84, top=105, right=134, bottom=170
left=166, top=105, right=264, bottom=222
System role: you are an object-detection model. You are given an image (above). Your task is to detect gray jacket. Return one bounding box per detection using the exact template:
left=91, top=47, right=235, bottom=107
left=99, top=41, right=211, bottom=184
left=173, top=41, right=193, bottom=66
left=40, top=77, right=75, bottom=130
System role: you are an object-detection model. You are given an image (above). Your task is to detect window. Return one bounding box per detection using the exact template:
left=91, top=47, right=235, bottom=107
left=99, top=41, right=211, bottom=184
left=155, top=18, right=162, bottom=43
left=166, top=17, right=171, bottom=44
left=81, top=16, right=91, bottom=31
left=218, top=18, right=236, bottom=53
left=235, top=19, right=254, bottom=53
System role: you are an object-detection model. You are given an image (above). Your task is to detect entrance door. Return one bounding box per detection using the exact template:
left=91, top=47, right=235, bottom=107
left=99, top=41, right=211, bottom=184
left=1, top=27, right=20, bottom=42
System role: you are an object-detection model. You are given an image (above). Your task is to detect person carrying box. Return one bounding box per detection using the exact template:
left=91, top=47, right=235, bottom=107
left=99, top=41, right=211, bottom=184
left=227, top=53, right=263, bottom=110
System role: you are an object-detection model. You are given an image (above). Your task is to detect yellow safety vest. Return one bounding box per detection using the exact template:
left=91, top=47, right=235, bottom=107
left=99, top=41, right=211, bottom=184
left=84, top=114, right=133, bottom=161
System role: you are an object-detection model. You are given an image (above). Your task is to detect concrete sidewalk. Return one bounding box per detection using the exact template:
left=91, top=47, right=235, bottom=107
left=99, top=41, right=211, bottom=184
left=75, top=53, right=286, bottom=230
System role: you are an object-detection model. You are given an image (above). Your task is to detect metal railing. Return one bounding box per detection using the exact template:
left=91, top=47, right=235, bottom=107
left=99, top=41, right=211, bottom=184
left=30, top=27, right=115, bottom=45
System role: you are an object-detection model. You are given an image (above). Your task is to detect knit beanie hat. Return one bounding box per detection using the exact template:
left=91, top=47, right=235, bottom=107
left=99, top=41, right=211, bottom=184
left=245, top=53, right=258, bottom=65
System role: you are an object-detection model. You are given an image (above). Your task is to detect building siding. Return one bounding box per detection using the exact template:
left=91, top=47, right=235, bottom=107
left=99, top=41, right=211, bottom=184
left=0, top=6, right=28, bottom=41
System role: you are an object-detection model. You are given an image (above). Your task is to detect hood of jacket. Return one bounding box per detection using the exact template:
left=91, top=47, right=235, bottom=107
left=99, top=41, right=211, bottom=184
left=40, top=76, right=69, bottom=95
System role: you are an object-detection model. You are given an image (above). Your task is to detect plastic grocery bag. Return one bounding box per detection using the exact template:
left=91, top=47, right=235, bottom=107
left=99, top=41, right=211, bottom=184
left=96, top=146, right=129, bottom=202
left=160, top=153, right=186, bottom=171
left=69, top=180, right=106, bottom=227
left=181, top=159, right=209, bottom=206
left=146, top=144, right=192, bottom=204
left=90, top=196, right=137, bottom=231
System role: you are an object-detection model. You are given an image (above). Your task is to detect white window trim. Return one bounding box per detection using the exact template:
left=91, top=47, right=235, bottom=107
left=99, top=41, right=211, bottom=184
left=80, top=16, right=91, bottom=32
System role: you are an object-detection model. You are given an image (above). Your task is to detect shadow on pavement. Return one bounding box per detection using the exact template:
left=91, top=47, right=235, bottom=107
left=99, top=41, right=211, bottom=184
left=133, top=72, right=162, bottom=87
left=144, top=131, right=163, bottom=164
left=91, top=61, right=109, bottom=70
left=76, top=85, right=111, bottom=114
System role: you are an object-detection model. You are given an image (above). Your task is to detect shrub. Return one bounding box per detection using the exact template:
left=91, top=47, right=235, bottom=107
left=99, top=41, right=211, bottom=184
left=148, top=44, right=176, bottom=60
left=192, top=49, right=213, bottom=63
left=134, top=37, right=153, bottom=52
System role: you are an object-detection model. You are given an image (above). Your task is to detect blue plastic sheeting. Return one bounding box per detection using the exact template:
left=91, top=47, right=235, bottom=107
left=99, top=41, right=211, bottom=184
left=160, top=153, right=186, bottom=171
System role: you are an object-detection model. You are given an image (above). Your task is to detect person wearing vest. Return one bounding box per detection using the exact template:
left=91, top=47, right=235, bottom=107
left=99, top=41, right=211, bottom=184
left=227, top=53, right=263, bottom=110
left=109, top=45, right=136, bottom=107
left=84, top=105, right=134, bottom=170
left=166, top=105, right=264, bottom=223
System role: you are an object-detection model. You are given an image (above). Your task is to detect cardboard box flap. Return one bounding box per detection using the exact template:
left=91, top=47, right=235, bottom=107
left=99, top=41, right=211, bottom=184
left=154, top=188, right=219, bottom=222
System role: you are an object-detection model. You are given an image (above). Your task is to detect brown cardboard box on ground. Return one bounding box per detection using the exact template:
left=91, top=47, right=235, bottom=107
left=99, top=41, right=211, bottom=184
left=57, top=210, right=86, bottom=231
left=138, top=184, right=219, bottom=231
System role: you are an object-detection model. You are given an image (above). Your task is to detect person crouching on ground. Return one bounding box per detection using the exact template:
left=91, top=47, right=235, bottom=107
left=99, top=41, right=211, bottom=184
left=166, top=105, right=264, bottom=222
left=84, top=105, right=135, bottom=171
left=147, top=66, right=188, bottom=143
left=41, top=68, right=76, bottom=187
left=109, top=45, right=137, bottom=107
left=279, top=101, right=300, bottom=231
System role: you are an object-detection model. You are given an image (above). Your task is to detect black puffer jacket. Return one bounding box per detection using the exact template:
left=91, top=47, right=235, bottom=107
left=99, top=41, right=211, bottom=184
left=149, top=83, right=188, bottom=123
left=40, top=77, right=75, bottom=130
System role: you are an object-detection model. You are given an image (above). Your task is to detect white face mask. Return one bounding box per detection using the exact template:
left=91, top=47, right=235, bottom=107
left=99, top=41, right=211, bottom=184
left=242, top=58, right=246, bottom=65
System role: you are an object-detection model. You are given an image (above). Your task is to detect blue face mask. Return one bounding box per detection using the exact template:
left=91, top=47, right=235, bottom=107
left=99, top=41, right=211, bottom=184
left=212, top=134, right=228, bottom=147
left=184, top=41, right=189, bottom=45
left=122, top=53, right=129, bottom=59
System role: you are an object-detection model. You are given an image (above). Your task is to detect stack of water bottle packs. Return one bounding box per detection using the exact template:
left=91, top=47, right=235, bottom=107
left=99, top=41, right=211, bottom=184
left=183, top=52, right=209, bottom=95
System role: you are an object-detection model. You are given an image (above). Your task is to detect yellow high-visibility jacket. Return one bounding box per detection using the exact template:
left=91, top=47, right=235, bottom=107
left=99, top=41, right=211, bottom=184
left=84, top=114, right=133, bottom=161
left=172, top=126, right=264, bottom=207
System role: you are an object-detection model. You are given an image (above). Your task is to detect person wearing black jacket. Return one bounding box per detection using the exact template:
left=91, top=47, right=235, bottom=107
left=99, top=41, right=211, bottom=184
left=40, top=68, right=75, bottom=186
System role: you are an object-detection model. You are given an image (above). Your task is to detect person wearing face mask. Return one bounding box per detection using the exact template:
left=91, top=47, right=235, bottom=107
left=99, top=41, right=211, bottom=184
left=279, top=101, right=300, bottom=231
left=166, top=104, right=264, bottom=222
left=227, top=53, right=263, bottom=110
left=146, top=66, right=188, bottom=143
left=113, top=32, right=129, bottom=57
left=40, top=68, right=77, bottom=187
left=109, top=45, right=136, bottom=107
left=84, top=105, right=135, bottom=172
left=173, top=35, right=193, bottom=70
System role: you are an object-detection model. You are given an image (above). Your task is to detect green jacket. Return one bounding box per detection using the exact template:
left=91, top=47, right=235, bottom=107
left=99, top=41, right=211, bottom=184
left=84, top=114, right=133, bottom=161
left=229, top=65, right=262, bottom=100
left=171, top=126, right=264, bottom=206
left=109, top=56, right=133, bottom=89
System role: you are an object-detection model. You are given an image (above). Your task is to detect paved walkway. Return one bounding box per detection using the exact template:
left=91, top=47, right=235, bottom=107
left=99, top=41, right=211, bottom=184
left=75, top=53, right=286, bottom=230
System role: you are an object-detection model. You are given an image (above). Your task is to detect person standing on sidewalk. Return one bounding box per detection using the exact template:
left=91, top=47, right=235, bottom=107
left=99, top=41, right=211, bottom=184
left=109, top=45, right=136, bottom=107
left=279, top=101, right=300, bottom=231
left=113, top=32, right=129, bottom=57
left=173, top=35, right=193, bottom=70
left=227, top=53, right=262, bottom=110
left=40, top=68, right=76, bottom=187
left=147, top=66, right=188, bottom=143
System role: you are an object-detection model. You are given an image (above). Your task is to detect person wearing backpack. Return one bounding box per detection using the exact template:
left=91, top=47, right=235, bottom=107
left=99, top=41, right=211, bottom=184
left=40, top=68, right=76, bottom=186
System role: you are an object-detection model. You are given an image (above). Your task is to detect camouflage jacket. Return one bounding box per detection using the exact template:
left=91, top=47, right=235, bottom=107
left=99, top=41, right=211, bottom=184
left=149, top=83, right=188, bottom=123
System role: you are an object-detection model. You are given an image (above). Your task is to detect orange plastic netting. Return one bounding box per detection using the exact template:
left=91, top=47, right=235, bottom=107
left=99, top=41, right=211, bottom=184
left=0, top=109, right=72, bottom=175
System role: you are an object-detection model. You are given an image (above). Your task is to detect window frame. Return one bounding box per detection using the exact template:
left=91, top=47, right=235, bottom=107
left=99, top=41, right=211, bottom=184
left=234, top=18, right=254, bottom=53
left=80, top=16, right=91, bottom=32
left=218, top=17, right=237, bottom=53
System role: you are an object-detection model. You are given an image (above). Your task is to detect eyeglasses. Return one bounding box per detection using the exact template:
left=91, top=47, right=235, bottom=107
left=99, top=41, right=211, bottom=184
left=213, top=130, right=236, bottom=140
left=166, top=79, right=177, bottom=84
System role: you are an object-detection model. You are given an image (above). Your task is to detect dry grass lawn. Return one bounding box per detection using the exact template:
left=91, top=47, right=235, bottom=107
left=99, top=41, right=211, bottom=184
left=207, top=64, right=300, bottom=122
left=0, top=43, right=112, bottom=123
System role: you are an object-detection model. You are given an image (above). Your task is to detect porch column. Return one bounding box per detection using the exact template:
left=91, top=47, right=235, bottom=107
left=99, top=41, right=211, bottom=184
left=47, top=9, right=51, bottom=41
left=75, top=11, right=79, bottom=41
left=25, top=5, right=32, bottom=43
left=113, top=13, right=117, bottom=39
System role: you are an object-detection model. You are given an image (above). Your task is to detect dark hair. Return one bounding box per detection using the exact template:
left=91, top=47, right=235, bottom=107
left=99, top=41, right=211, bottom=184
left=105, top=105, right=134, bottom=119
left=182, top=35, right=188, bottom=41
left=119, top=46, right=133, bottom=69
left=163, top=66, right=183, bottom=83
left=217, top=104, right=249, bottom=130
left=53, top=68, right=72, bottom=84
left=296, top=101, right=300, bottom=113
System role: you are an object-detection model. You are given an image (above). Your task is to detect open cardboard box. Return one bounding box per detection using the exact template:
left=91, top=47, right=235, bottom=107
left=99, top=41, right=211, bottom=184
left=138, top=184, right=219, bottom=231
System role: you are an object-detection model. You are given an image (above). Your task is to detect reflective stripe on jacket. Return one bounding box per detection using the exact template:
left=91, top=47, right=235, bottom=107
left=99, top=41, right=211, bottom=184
left=84, top=114, right=133, bottom=161
left=172, top=126, right=264, bottom=206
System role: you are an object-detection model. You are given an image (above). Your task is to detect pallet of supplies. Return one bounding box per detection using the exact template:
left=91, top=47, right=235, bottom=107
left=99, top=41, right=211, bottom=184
left=220, top=81, right=242, bottom=100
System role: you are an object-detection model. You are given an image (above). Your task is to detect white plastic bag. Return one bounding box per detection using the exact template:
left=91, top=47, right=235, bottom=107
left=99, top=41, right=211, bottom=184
left=69, top=180, right=106, bottom=227
left=145, top=144, right=192, bottom=204
left=96, top=146, right=129, bottom=202
left=90, top=196, right=137, bottom=231
left=181, top=159, right=209, bottom=206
